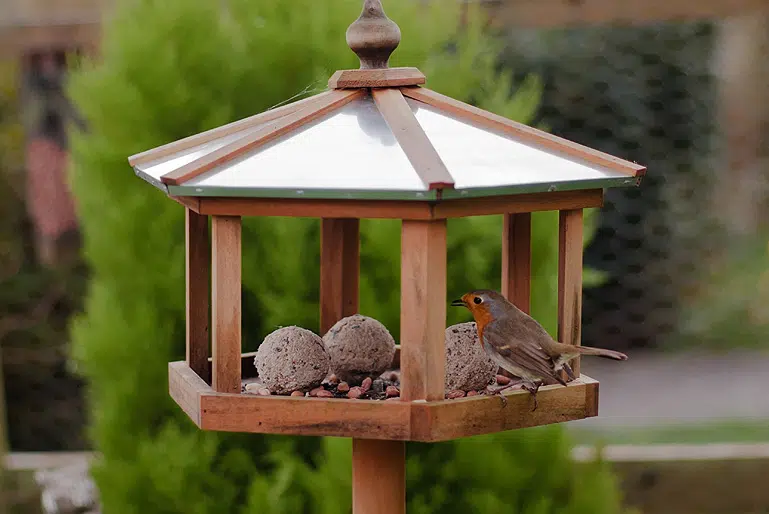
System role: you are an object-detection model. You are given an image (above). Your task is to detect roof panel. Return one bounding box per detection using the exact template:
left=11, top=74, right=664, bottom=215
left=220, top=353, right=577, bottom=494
left=135, top=124, right=268, bottom=183
left=183, top=95, right=426, bottom=193
left=407, top=98, right=632, bottom=191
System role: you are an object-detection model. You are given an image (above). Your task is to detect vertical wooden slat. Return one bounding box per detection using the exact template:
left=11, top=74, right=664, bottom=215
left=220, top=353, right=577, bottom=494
left=320, top=218, right=360, bottom=334
left=211, top=215, right=241, bottom=394
left=501, top=213, right=531, bottom=314
left=400, top=219, right=447, bottom=402
left=558, top=209, right=584, bottom=377
left=186, top=208, right=210, bottom=383
left=352, top=439, right=405, bottom=514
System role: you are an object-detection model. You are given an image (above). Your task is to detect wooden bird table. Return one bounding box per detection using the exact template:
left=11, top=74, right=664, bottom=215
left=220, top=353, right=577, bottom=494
left=128, top=2, right=645, bottom=512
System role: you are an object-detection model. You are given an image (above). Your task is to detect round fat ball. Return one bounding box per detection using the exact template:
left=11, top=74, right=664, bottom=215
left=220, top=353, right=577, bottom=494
left=445, top=322, right=496, bottom=392
left=323, top=314, right=396, bottom=384
left=254, top=326, right=330, bottom=394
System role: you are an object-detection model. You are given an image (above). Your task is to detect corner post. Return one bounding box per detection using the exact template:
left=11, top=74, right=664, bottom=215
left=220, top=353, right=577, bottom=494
left=558, top=209, right=583, bottom=377
left=400, top=219, right=447, bottom=403
left=211, top=215, right=241, bottom=393
left=501, top=213, right=531, bottom=313
left=186, top=208, right=210, bottom=383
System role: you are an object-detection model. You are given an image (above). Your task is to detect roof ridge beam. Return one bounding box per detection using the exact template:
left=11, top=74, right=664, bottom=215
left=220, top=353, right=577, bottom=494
left=160, top=89, right=364, bottom=186
left=372, top=88, right=454, bottom=190
left=129, top=90, right=335, bottom=167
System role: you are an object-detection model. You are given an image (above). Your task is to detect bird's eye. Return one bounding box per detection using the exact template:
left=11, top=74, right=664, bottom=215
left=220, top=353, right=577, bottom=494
left=473, top=296, right=482, bottom=305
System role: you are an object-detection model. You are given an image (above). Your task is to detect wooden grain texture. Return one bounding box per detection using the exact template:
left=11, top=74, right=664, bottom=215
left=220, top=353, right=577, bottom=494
left=320, top=219, right=360, bottom=334
left=160, top=89, right=363, bottom=186
left=558, top=209, right=584, bottom=377
left=170, top=195, right=201, bottom=212
left=195, top=189, right=603, bottom=220
left=353, top=439, right=405, bottom=514
left=328, top=67, right=425, bottom=88
left=372, top=88, right=454, bottom=189
left=501, top=213, right=531, bottom=314
left=401, top=86, right=645, bottom=177
left=484, top=0, right=769, bottom=29
left=186, top=209, right=210, bottom=383
left=170, top=357, right=599, bottom=440
left=129, top=92, right=333, bottom=166
left=431, top=189, right=604, bottom=218
left=199, top=392, right=412, bottom=439
left=400, top=220, right=447, bottom=402
left=168, top=361, right=206, bottom=425
left=211, top=216, right=242, bottom=394
left=410, top=376, right=599, bottom=442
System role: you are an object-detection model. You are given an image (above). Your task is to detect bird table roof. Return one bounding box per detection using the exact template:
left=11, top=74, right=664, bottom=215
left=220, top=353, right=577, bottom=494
left=128, top=84, right=644, bottom=202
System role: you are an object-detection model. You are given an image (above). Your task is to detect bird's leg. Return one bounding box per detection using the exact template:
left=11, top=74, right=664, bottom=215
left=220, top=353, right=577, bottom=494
left=485, top=379, right=523, bottom=408
left=489, top=379, right=524, bottom=395
left=522, top=382, right=541, bottom=412
left=562, top=363, right=576, bottom=382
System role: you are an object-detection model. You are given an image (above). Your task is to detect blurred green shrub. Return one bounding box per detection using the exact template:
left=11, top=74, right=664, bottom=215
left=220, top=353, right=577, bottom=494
left=67, top=0, right=621, bottom=512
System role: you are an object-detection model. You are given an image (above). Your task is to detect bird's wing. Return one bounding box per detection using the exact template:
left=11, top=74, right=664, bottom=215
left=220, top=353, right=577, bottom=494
left=483, top=318, right=565, bottom=385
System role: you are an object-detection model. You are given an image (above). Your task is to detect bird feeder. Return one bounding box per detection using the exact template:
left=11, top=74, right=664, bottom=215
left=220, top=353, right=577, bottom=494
left=127, top=1, right=645, bottom=512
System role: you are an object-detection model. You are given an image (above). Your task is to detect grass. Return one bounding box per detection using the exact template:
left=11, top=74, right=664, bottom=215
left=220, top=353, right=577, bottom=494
left=567, top=419, right=769, bottom=446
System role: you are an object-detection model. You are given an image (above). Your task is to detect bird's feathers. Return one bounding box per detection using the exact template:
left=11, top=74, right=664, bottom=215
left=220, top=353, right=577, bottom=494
left=482, top=318, right=567, bottom=386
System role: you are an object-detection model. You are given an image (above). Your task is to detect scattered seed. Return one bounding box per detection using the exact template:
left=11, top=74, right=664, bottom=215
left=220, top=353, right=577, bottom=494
left=337, top=382, right=350, bottom=393
left=328, top=374, right=339, bottom=384
left=290, top=390, right=304, bottom=397
left=467, top=390, right=479, bottom=397
left=495, top=374, right=512, bottom=386
left=315, top=389, right=334, bottom=398
left=361, top=377, right=373, bottom=393
left=447, top=390, right=466, bottom=399
left=309, top=387, right=326, bottom=397
left=348, top=386, right=363, bottom=399
left=257, top=387, right=272, bottom=396
left=385, top=385, right=400, bottom=398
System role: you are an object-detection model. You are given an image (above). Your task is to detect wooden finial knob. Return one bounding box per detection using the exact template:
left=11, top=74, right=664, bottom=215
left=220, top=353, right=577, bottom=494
left=346, top=0, right=401, bottom=70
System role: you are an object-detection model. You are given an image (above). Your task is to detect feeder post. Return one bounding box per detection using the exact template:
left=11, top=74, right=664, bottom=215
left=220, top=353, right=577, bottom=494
left=186, top=208, right=210, bottom=383
left=211, top=215, right=242, bottom=393
left=319, top=218, right=404, bottom=514
left=501, top=213, right=532, bottom=314
left=557, top=209, right=584, bottom=377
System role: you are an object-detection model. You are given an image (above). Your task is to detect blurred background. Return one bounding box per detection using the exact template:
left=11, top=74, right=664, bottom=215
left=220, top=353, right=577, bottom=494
left=1, top=0, right=768, bottom=513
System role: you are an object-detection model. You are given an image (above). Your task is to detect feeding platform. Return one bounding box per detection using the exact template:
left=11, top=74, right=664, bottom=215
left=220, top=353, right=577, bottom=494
left=128, top=0, right=644, bottom=511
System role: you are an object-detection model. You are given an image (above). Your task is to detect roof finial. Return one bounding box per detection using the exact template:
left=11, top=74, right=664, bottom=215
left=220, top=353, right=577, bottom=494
left=346, top=0, right=401, bottom=70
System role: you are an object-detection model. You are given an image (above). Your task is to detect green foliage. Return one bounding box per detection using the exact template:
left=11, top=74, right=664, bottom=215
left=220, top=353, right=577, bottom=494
left=67, top=0, right=621, bottom=512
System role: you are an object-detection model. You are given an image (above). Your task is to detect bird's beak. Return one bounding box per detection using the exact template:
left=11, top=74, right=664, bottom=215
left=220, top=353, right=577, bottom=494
left=450, top=298, right=465, bottom=307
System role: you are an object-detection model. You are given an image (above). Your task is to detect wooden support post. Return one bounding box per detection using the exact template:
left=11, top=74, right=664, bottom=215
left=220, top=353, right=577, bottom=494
left=558, top=209, right=584, bottom=377
left=211, top=215, right=241, bottom=394
left=400, top=219, right=447, bottom=403
left=319, top=219, right=403, bottom=514
left=352, top=439, right=405, bottom=514
left=501, top=213, right=531, bottom=314
left=186, top=208, right=210, bottom=383
left=320, top=219, right=360, bottom=333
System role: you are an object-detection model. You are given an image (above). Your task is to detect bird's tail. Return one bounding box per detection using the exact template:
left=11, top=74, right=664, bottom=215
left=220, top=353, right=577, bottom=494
left=575, top=345, right=628, bottom=360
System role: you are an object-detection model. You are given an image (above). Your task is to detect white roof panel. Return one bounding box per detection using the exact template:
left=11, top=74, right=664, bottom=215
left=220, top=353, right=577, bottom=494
left=406, top=98, right=629, bottom=191
left=183, top=96, right=425, bottom=192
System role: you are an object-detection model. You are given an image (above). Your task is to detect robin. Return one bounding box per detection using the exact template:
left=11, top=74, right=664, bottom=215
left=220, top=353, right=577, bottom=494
left=451, top=289, right=627, bottom=410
